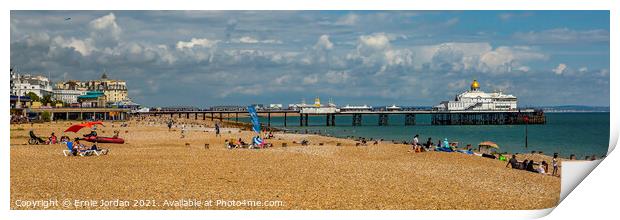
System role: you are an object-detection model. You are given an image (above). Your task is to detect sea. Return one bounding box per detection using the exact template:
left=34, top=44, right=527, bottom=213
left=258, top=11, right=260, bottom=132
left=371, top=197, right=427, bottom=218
left=243, top=112, right=610, bottom=159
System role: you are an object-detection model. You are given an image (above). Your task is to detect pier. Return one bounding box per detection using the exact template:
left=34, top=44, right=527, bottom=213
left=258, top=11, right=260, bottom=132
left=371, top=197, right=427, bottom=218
left=27, top=108, right=131, bottom=121
left=137, top=108, right=546, bottom=127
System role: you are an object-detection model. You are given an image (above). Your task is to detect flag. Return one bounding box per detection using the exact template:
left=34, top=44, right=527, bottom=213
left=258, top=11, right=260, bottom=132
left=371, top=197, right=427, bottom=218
left=247, top=106, right=261, bottom=133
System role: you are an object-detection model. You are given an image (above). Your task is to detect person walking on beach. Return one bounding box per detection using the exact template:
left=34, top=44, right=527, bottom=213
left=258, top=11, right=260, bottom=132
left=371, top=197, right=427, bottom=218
left=215, top=121, right=221, bottom=137
left=167, top=119, right=173, bottom=132
left=180, top=124, right=187, bottom=139
left=552, top=153, right=559, bottom=176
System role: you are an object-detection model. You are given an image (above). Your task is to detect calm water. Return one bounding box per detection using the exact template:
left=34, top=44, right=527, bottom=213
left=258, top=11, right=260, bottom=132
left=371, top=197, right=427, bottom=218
left=244, top=112, right=610, bottom=158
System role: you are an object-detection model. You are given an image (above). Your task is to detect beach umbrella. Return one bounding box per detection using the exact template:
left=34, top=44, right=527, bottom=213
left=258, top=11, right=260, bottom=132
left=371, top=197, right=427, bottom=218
left=478, top=141, right=499, bottom=154
left=64, top=121, right=104, bottom=133
left=478, top=141, right=499, bottom=149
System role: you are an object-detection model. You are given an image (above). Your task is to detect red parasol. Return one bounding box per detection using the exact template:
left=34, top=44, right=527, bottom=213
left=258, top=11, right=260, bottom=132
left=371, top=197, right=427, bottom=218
left=64, top=121, right=104, bottom=133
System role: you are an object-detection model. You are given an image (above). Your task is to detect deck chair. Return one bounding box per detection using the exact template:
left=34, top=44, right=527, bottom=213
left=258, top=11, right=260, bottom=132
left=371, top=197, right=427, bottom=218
left=63, top=142, right=75, bottom=156
left=29, top=130, right=46, bottom=145
left=90, top=146, right=109, bottom=156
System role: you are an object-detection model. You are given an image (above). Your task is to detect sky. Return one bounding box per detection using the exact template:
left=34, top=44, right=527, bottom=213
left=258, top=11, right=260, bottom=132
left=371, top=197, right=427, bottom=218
left=10, top=11, right=610, bottom=107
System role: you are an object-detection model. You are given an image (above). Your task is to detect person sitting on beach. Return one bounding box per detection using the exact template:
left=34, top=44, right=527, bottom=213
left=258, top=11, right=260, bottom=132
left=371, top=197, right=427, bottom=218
left=301, top=139, right=309, bottom=146
left=47, top=132, right=58, bottom=144
left=84, top=129, right=97, bottom=138
left=59, top=135, right=69, bottom=143
left=538, top=161, right=549, bottom=174
left=425, top=137, right=433, bottom=150
left=225, top=139, right=234, bottom=149
left=521, top=159, right=529, bottom=170
left=526, top=160, right=536, bottom=173
left=267, top=132, right=274, bottom=139
left=590, top=154, right=597, bottom=161
left=412, top=134, right=420, bottom=150
left=71, top=139, right=86, bottom=156
left=506, top=155, right=520, bottom=169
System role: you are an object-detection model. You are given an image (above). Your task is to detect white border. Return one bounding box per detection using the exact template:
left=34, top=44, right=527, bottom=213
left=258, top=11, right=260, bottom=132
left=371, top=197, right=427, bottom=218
left=2, top=1, right=617, bottom=219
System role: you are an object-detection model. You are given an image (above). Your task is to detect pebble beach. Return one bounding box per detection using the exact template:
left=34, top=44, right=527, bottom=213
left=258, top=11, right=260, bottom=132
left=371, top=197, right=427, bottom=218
left=10, top=117, right=561, bottom=210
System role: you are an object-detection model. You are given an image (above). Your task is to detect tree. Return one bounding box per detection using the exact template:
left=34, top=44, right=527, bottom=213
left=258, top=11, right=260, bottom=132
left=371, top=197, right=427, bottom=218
left=41, top=111, right=51, bottom=122
left=41, top=94, right=52, bottom=105
left=26, top=92, right=40, bottom=102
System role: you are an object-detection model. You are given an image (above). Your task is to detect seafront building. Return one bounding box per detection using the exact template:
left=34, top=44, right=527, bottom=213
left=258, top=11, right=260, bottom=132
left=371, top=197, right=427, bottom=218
left=10, top=69, right=53, bottom=98
left=433, top=80, right=517, bottom=111
left=55, top=73, right=129, bottom=103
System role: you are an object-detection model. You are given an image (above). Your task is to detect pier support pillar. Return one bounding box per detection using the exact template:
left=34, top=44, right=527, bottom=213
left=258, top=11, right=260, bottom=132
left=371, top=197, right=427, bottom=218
left=219, top=112, right=223, bottom=121
left=203, top=113, right=206, bottom=120
left=268, top=112, right=271, bottom=127
left=326, top=114, right=331, bottom=126
left=283, top=113, right=287, bottom=127
left=66, top=112, right=69, bottom=120
left=352, top=114, right=362, bottom=126
left=79, top=112, right=83, bottom=121
left=378, top=114, right=388, bottom=126
left=331, top=114, right=336, bottom=126
left=299, top=114, right=303, bottom=126
left=304, top=114, right=309, bottom=126
left=195, top=113, right=198, bottom=120
left=405, top=114, right=416, bottom=126
left=235, top=113, right=239, bottom=122
left=211, top=112, right=214, bottom=121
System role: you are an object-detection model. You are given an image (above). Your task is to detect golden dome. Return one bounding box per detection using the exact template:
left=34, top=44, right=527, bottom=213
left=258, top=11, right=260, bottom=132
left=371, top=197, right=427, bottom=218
left=470, top=80, right=480, bottom=91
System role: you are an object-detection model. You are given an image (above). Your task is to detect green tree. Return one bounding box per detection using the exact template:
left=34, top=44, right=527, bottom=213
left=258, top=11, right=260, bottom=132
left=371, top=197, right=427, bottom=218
left=41, top=94, right=52, bottom=105
left=41, top=111, right=51, bottom=122
left=26, top=92, right=40, bottom=102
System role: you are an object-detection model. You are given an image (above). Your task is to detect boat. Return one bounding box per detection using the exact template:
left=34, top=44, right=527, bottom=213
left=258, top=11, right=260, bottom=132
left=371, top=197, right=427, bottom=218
left=386, top=105, right=401, bottom=111
left=82, top=136, right=125, bottom=144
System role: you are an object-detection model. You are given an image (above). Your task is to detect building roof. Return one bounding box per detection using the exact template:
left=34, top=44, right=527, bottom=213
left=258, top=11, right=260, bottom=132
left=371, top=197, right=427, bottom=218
left=10, top=95, right=31, bottom=102
left=77, top=91, right=105, bottom=99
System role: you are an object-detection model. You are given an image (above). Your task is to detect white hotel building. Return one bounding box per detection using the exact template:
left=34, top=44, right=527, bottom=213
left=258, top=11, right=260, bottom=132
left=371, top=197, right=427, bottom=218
left=10, top=70, right=53, bottom=98
left=434, top=80, right=517, bottom=111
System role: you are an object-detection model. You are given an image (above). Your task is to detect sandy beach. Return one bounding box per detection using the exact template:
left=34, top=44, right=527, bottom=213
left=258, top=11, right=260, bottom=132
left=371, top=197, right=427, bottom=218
left=10, top=117, right=560, bottom=210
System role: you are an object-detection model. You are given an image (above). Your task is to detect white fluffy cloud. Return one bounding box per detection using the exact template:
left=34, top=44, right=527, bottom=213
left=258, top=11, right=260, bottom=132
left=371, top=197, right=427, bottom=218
left=52, top=36, right=96, bottom=56
left=348, top=33, right=414, bottom=71
left=414, top=43, right=546, bottom=74
left=232, top=36, right=282, bottom=44
left=314, top=35, right=334, bottom=50
left=89, top=13, right=122, bottom=40
left=552, top=63, right=568, bottom=75
left=176, top=38, right=219, bottom=50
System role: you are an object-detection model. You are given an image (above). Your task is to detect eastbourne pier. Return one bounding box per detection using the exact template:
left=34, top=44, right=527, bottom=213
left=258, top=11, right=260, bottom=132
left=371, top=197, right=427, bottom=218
left=25, top=80, right=547, bottom=127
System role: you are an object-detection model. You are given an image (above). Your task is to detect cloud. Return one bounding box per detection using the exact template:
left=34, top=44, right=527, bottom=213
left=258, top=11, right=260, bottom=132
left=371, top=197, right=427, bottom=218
left=302, top=74, right=319, bottom=85
left=325, top=70, right=351, bottom=84
left=514, top=28, right=610, bottom=44
left=314, top=35, right=333, bottom=50
left=88, top=13, right=122, bottom=49
left=552, top=63, right=568, bottom=75
left=335, top=13, right=359, bottom=25
left=498, top=12, right=534, bottom=21
left=9, top=11, right=609, bottom=106
left=176, top=38, right=219, bottom=50
left=52, top=36, right=96, bottom=56
left=232, top=36, right=283, bottom=44
left=414, top=43, right=546, bottom=74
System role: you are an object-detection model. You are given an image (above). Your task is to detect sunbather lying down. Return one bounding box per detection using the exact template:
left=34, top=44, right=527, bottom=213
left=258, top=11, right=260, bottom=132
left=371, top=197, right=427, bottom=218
left=63, top=140, right=109, bottom=157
